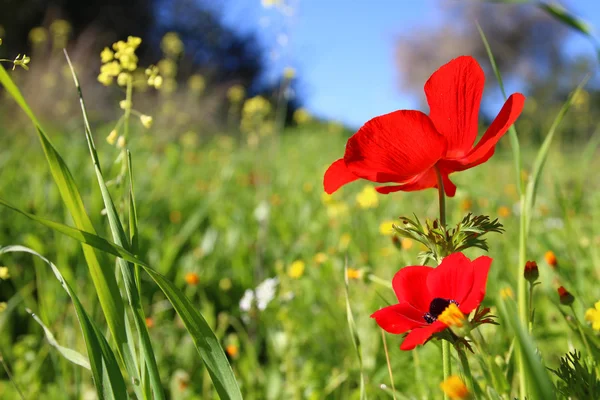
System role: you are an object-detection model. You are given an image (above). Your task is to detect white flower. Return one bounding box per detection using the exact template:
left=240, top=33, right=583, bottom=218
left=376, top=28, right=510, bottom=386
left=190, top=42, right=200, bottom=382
left=255, top=277, right=278, bottom=311
left=239, top=289, right=254, bottom=313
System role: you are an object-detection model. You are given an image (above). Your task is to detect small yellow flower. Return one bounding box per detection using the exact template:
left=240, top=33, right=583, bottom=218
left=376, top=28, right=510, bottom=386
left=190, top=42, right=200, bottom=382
left=339, top=233, right=351, bottom=250
left=356, top=185, right=378, bottom=209
left=161, top=32, right=184, bottom=57
left=227, top=85, right=245, bottom=103
left=101, top=60, right=121, bottom=77
left=49, top=19, right=71, bottom=38
left=185, top=272, right=200, bottom=286
left=0, top=302, right=6, bottom=313
left=12, top=54, right=30, bottom=70
left=440, top=375, right=470, bottom=400
left=497, top=206, right=511, bottom=218
left=293, top=108, right=311, bottom=125
left=97, top=73, right=113, bottom=86
left=379, top=220, right=396, bottom=236
left=288, top=260, right=305, bottom=279
left=346, top=268, right=362, bottom=280
left=188, top=74, right=206, bottom=93
left=0, top=266, right=9, bottom=280
left=500, top=287, right=514, bottom=299
left=314, top=252, right=328, bottom=265
left=100, top=47, right=114, bottom=63
left=219, top=278, right=232, bottom=291
left=116, top=136, right=126, bottom=149
left=29, top=27, right=48, bottom=44
left=117, top=72, right=130, bottom=87
left=140, top=115, right=153, bottom=129
left=401, top=238, right=413, bottom=250
left=584, top=301, right=600, bottom=331
left=106, top=130, right=118, bottom=145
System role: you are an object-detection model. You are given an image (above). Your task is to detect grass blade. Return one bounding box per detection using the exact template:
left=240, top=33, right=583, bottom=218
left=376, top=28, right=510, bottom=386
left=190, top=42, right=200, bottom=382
left=344, top=258, right=367, bottom=400
left=0, top=200, right=243, bottom=400
left=497, top=297, right=556, bottom=400
left=0, top=246, right=128, bottom=400
left=27, top=308, right=91, bottom=370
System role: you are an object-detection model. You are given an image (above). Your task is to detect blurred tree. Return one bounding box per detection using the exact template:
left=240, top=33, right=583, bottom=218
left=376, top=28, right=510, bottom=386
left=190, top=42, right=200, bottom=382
left=395, top=1, right=572, bottom=96
left=0, top=0, right=265, bottom=89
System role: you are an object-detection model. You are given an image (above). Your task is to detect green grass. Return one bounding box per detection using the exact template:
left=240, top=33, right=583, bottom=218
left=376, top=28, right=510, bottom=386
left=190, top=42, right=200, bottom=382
left=0, top=109, right=599, bottom=398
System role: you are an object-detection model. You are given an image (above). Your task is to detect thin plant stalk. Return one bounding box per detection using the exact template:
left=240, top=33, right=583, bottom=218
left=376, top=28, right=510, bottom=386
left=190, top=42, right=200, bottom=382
left=380, top=328, right=397, bottom=400
left=434, top=166, right=450, bottom=399
left=456, top=347, right=475, bottom=395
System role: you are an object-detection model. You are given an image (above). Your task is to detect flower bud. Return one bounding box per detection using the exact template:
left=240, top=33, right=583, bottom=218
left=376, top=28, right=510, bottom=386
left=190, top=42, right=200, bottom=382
left=558, top=286, right=574, bottom=306
left=524, top=260, right=539, bottom=283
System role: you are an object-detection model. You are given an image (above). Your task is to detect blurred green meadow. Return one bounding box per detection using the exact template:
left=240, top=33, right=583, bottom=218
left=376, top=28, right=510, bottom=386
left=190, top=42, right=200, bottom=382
left=1, top=2, right=600, bottom=399
left=1, top=97, right=600, bottom=398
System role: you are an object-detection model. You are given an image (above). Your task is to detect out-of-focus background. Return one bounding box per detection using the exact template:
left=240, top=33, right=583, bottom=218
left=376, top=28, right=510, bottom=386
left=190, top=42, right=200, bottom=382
left=1, top=1, right=600, bottom=398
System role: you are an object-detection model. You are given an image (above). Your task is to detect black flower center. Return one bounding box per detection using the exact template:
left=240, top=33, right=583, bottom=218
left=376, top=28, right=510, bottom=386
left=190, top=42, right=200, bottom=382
left=423, top=297, right=458, bottom=324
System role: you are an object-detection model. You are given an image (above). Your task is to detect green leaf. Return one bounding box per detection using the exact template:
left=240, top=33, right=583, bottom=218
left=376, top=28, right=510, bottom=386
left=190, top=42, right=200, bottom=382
left=0, top=200, right=243, bottom=400
left=27, top=308, right=91, bottom=370
left=540, top=2, right=594, bottom=36
left=0, top=63, right=140, bottom=391
left=497, top=297, right=556, bottom=400
left=524, top=78, right=589, bottom=234
left=0, top=246, right=127, bottom=400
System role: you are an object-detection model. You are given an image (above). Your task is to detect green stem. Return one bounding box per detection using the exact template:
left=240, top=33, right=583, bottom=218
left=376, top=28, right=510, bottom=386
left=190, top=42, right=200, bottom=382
left=528, top=282, right=535, bottom=331
left=367, top=274, right=393, bottom=289
left=569, top=306, right=594, bottom=360
left=456, top=347, right=475, bottom=395
left=517, top=196, right=528, bottom=399
left=434, top=166, right=451, bottom=399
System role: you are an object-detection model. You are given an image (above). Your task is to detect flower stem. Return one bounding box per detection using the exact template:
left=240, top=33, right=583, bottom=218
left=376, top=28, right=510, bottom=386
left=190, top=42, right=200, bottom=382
left=517, top=196, right=528, bottom=399
left=456, top=347, right=475, bottom=395
left=434, top=166, right=451, bottom=399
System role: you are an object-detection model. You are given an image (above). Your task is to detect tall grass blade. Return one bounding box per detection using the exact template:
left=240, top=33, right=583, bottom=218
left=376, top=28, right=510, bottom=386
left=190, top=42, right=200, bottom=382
left=0, top=246, right=128, bottom=400
left=497, top=297, right=556, bottom=400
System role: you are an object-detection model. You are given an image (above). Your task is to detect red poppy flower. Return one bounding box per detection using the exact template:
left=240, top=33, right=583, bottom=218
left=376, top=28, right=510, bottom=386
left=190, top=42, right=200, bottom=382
left=371, top=252, right=492, bottom=350
left=323, top=56, right=525, bottom=197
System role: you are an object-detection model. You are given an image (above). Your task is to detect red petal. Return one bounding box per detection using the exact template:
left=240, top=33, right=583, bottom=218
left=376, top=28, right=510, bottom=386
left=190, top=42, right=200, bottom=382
left=427, top=253, right=474, bottom=304
left=392, top=266, right=433, bottom=313
left=375, top=168, right=457, bottom=197
left=323, top=158, right=359, bottom=194
left=344, top=110, right=446, bottom=183
left=371, top=303, right=426, bottom=334
left=425, top=56, right=484, bottom=158
left=459, top=256, right=492, bottom=314
left=400, top=321, right=446, bottom=350
left=443, top=93, right=525, bottom=170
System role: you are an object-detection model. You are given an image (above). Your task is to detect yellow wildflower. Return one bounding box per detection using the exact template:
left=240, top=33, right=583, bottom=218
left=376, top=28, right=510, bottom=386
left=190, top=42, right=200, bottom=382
left=500, top=287, right=514, bottom=299
left=438, top=303, right=466, bottom=328
left=293, top=108, right=311, bottom=125
left=401, top=238, right=413, bottom=250
left=584, top=301, right=600, bottom=331
left=314, top=252, right=328, bottom=265
left=356, top=185, right=378, bottom=209
left=117, top=72, right=129, bottom=87
left=106, top=130, right=118, bottom=145
left=288, top=260, right=305, bottom=279
left=379, top=220, right=396, bottom=236
left=227, top=85, right=245, bottom=103
left=161, top=32, right=184, bottom=57
left=346, top=268, right=362, bottom=280
left=29, top=27, right=48, bottom=44
left=100, top=47, right=114, bottom=63
left=0, top=266, right=9, bottom=280
left=497, top=206, right=511, bottom=218
left=440, top=375, right=470, bottom=400
left=188, top=74, right=206, bottom=93
left=226, top=344, right=239, bottom=357
left=140, top=115, right=153, bottom=129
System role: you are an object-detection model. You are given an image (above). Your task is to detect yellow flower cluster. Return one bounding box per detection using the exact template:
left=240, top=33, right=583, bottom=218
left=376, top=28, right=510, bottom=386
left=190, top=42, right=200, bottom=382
left=288, top=260, right=305, bottom=278
left=98, top=36, right=142, bottom=86
left=356, top=185, right=378, bottom=209
left=585, top=301, right=600, bottom=331
left=161, top=32, right=184, bottom=57
left=227, top=85, right=246, bottom=103
left=293, top=108, right=311, bottom=125
left=145, top=65, right=163, bottom=89
left=241, top=96, right=272, bottom=135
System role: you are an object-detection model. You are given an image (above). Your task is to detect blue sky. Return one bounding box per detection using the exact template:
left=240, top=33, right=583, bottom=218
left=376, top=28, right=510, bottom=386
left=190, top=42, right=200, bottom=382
left=224, top=1, right=600, bottom=128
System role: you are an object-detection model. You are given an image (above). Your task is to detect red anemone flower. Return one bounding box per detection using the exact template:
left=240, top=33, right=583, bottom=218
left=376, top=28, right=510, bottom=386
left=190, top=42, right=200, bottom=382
left=371, top=253, right=492, bottom=350
left=323, top=56, right=525, bottom=197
